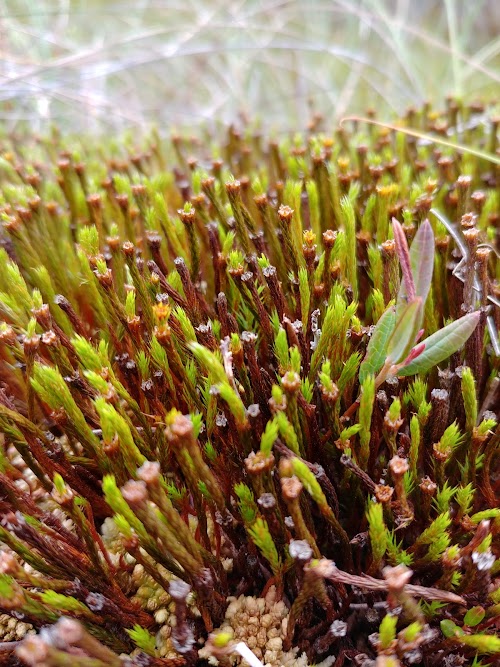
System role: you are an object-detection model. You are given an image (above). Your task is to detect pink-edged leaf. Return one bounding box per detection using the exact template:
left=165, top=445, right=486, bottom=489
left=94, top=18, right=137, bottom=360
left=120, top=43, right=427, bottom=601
left=398, top=219, right=434, bottom=308
left=402, top=341, right=426, bottom=365
left=392, top=218, right=416, bottom=303
left=415, top=329, right=424, bottom=343
left=463, top=606, right=485, bottom=628
left=397, top=219, right=435, bottom=320
left=410, top=219, right=434, bottom=303
left=359, top=306, right=396, bottom=384
left=386, top=297, right=423, bottom=365
left=397, top=311, right=480, bottom=377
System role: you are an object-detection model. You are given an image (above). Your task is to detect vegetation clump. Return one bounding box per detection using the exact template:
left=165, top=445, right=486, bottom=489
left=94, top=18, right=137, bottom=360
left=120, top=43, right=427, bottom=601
left=0, top=100, right=499, bottom=667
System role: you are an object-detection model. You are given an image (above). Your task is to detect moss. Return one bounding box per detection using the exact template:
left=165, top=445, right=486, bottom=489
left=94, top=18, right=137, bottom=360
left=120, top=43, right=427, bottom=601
left=0, top=99, right=498, bottom=666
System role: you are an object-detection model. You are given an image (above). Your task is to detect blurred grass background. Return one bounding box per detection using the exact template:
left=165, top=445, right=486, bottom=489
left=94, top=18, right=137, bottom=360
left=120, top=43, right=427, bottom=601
left=1, top=0, right=499, bottom=134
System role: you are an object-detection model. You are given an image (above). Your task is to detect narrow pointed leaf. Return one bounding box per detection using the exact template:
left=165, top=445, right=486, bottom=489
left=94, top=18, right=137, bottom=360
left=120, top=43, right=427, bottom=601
left=398, top=311, right=480, bottom=377
left=411, top=219, right=435, bottom=302
left=398, top=219, right=434, bottom=314
left=359, top=306, right=396, bottom=384
left=386, top=298, right=423, bottom=365
left=393, top=218, right=415, bottom=304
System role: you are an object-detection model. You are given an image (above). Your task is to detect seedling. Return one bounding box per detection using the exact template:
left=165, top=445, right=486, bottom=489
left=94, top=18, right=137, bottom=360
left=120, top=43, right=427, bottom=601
left=360, top=218, right=480, bottom=387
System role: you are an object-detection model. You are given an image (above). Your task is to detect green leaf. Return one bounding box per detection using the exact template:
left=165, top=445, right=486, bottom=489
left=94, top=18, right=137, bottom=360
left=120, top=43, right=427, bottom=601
left=358, top=374, right=375, bottom=469
left=386, top=298, right=423, bottom=365
left=398, top=219, right=434, bottom=310
left=359, top=306, right=396, bottom=384
left=398, top=311, right=480, bottom=377
left=440, top=619, right=463, bottom=638
left=464, top=606, right=486, bottom=627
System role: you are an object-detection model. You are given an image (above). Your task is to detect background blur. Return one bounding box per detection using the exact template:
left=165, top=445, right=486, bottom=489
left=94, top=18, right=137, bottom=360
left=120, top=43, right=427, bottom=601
left=1, top=0, right=499, bottom=134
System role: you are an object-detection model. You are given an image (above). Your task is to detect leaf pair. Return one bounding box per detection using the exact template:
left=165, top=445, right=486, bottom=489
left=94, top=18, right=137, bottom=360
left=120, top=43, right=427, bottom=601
left=359, top=218, right=479, bottom=385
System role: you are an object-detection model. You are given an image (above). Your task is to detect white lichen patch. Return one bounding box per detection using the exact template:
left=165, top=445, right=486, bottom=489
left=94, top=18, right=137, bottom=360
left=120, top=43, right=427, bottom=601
left=0, top=613, right=34, bottom=641
left=198, top=586, right=310, bottom=667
